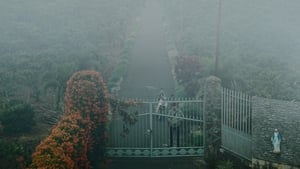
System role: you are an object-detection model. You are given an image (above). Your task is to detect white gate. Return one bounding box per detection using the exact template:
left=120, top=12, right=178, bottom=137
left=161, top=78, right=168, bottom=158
left=107, top=98, right=205, bottom=157
left=221, top=88, right=252, bottom=160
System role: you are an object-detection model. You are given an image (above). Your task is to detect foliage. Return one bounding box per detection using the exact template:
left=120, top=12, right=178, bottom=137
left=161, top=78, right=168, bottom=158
left=174, top=55, right=201, bottom=97
left=0, top=140, right=26, bottom=169
left=219, top=54, right=300, bottom=100
left=0, top=1, right=144, bottom=168
left=109, top=98, right=138, bottom=137
left=107, top=36, right=135, bottom=91
left=216, top=160, right=234, bottom=169
left=65, top=70, right=109, bottom=168
left=29, top=112, right=90, bottom=169
left=161, top=0, right=300, bottom=101
left=0, top=101, right=35, bottom=135
left=0, top=0, right=144, bottom=132
left=29, top=70, right=109, bottom=169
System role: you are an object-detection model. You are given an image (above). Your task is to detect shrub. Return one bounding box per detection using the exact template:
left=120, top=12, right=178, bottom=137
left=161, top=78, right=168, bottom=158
left=0, top=101, right=35, bottom=135
left=175, top=55, right=201, bottom=97
left=216, top=160, right=233, bottom=169
left=29, top=70, right=109, bottom=169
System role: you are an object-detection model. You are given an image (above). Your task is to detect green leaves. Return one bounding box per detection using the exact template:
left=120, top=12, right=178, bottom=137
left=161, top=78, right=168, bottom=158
left=0, top=101, right=35, bottom=135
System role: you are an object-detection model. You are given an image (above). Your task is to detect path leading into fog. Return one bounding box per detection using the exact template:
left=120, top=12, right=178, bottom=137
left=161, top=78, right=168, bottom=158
left=119, top=0, right=174, bottom=99
left=110, top=1, right=200, bottom=169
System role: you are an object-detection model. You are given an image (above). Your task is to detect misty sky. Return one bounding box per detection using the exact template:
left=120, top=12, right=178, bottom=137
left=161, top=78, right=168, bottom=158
left=1, top=0, right=300, bottom=67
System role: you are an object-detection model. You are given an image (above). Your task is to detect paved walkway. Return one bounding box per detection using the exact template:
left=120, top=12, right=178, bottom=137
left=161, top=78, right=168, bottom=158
left=119, top=0, right=174, bottom=99
left=109, top=157, right=201, bottom=169
left=109, top=1, right=202, bottom=169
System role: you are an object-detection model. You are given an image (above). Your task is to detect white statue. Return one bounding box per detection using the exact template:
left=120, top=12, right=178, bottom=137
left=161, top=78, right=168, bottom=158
left=271, top=128, right=282, bottom=153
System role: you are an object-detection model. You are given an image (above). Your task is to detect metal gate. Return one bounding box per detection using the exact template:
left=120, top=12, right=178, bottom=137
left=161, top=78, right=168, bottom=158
left=107, top=98, right=205, bottom=157
left=221, top=88, right=252, bottom=160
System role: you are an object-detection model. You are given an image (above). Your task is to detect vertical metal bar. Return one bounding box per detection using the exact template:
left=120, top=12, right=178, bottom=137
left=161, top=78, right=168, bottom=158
left=248, top=94, right=251, bottom=134
left=233, top=90, right=235, bottom=129
left=234, top=90, right=237, bottom=129
left=227, top=88, right=229, bottom=127
left=245, top=95, right=247, bottom=134
left=231, top=89, right=234, bottom=128
left=236, top=91, right=238, bottom=130
left=149, top=102, right=153, bottom=157
left=144, top=104, right=147, bottom=147
left=229, top=89, right=231, bottom=128
left=224, top=88, right=226, bottom=126
left=221, top=88, right=224, bottom=127
left=247, top=95, right=250, bottom=134
left=116, top=120, right=120, bottom=147
left=241, top=93, right=245, bottom=132
left=193, top=99, right=196, bottom=120
left=236, top=91, right=239, bottom=131
left=198, top=101, right=201, bottom=147
left=250, top=96, right=252, bottom=136
left=203, top=88, right=206, bottom=151
left=143, top=103, right=146, bottom=148
left=134, top=102, right=137, bottom=148
left=238, top=92, right=241, bottom=131
left=246, top=95, right=249, bottom=134
left=230, top=90, right=233, bottom=128
left=240, top=93, right=243, bottom=132
left=241, top=93, right=243, bottom=133
left=248, top=95, right=251, bottom=135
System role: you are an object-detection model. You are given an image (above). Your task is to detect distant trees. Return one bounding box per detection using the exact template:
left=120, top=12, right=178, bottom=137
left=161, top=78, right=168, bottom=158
left=174, top=55, right=201, bottom=97
left=161, top=0, right=300, bottom=101
left=0, top=0, right=144, bottom=128
left=29, top=70, right=109, bottom=169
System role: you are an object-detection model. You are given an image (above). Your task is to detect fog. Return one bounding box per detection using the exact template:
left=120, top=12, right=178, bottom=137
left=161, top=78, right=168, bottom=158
left=1, top=0, right=300, bottom=101
left=1, top=1, right=300, bottom=168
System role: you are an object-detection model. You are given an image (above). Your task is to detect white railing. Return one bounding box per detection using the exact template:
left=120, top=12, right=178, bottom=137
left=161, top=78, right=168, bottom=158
left=221, top=88, right=252, bottom=160
left=107, top=97, right=205, bottom=157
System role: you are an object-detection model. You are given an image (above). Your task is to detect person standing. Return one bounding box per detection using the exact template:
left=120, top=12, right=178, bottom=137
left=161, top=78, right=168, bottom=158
left=168, top=104, right=183, bottom=147
left=156, top=88, right=167, bottom=114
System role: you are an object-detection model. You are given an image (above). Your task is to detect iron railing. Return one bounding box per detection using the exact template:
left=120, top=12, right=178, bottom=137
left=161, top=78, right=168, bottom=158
left=221, top=88, right=252, bottom=160
left=107, top=97, right=205, bottom=157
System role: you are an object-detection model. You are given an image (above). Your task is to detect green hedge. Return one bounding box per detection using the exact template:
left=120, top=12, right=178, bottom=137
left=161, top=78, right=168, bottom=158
left=0, top=101, right=35, bottom=135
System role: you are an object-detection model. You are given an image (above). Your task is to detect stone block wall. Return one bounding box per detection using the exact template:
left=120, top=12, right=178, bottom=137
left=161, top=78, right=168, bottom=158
left=252, top=96, right=300, bottom=167
left=200, top=76, right=222, bottom=163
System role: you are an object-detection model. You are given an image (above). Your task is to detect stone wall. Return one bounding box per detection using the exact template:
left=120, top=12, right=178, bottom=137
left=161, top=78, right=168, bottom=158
left=200, top=76, right=222, bottom=164
left=252, top=96, right=300, bottom=167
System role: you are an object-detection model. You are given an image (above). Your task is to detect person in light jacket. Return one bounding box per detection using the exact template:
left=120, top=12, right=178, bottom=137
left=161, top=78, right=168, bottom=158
left=168, top=104, right=183, bottom=147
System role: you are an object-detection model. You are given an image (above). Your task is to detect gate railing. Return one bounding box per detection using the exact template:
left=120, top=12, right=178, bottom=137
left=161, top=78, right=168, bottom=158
left=107, top=97, right=205, bottom=157
left=221, top=88, right=252, bottom=160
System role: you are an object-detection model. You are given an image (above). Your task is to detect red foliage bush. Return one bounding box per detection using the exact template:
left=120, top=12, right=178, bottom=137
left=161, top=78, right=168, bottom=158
left=29, top=70, right=109, bottom=169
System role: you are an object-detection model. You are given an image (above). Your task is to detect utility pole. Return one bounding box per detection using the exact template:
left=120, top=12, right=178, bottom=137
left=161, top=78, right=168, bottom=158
left=215, top=0, right=222, bottom=76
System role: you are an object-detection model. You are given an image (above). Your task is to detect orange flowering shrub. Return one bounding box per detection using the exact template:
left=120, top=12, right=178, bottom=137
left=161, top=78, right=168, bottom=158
left=29, top=112, right=90, bottom=169
left=29, top=70, right=109, bottom=169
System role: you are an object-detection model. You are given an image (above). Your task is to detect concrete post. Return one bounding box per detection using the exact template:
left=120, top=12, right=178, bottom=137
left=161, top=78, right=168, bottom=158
left=201, top=76, right=222, bottom=164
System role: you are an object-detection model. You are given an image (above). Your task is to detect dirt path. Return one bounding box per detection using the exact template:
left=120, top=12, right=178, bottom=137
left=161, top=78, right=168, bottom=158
left=119, top=0, right=174, bottom=99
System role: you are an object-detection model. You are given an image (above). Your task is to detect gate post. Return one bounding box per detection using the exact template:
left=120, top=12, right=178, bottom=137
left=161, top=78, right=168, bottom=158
left=202, top=76, right=222, bottom=165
